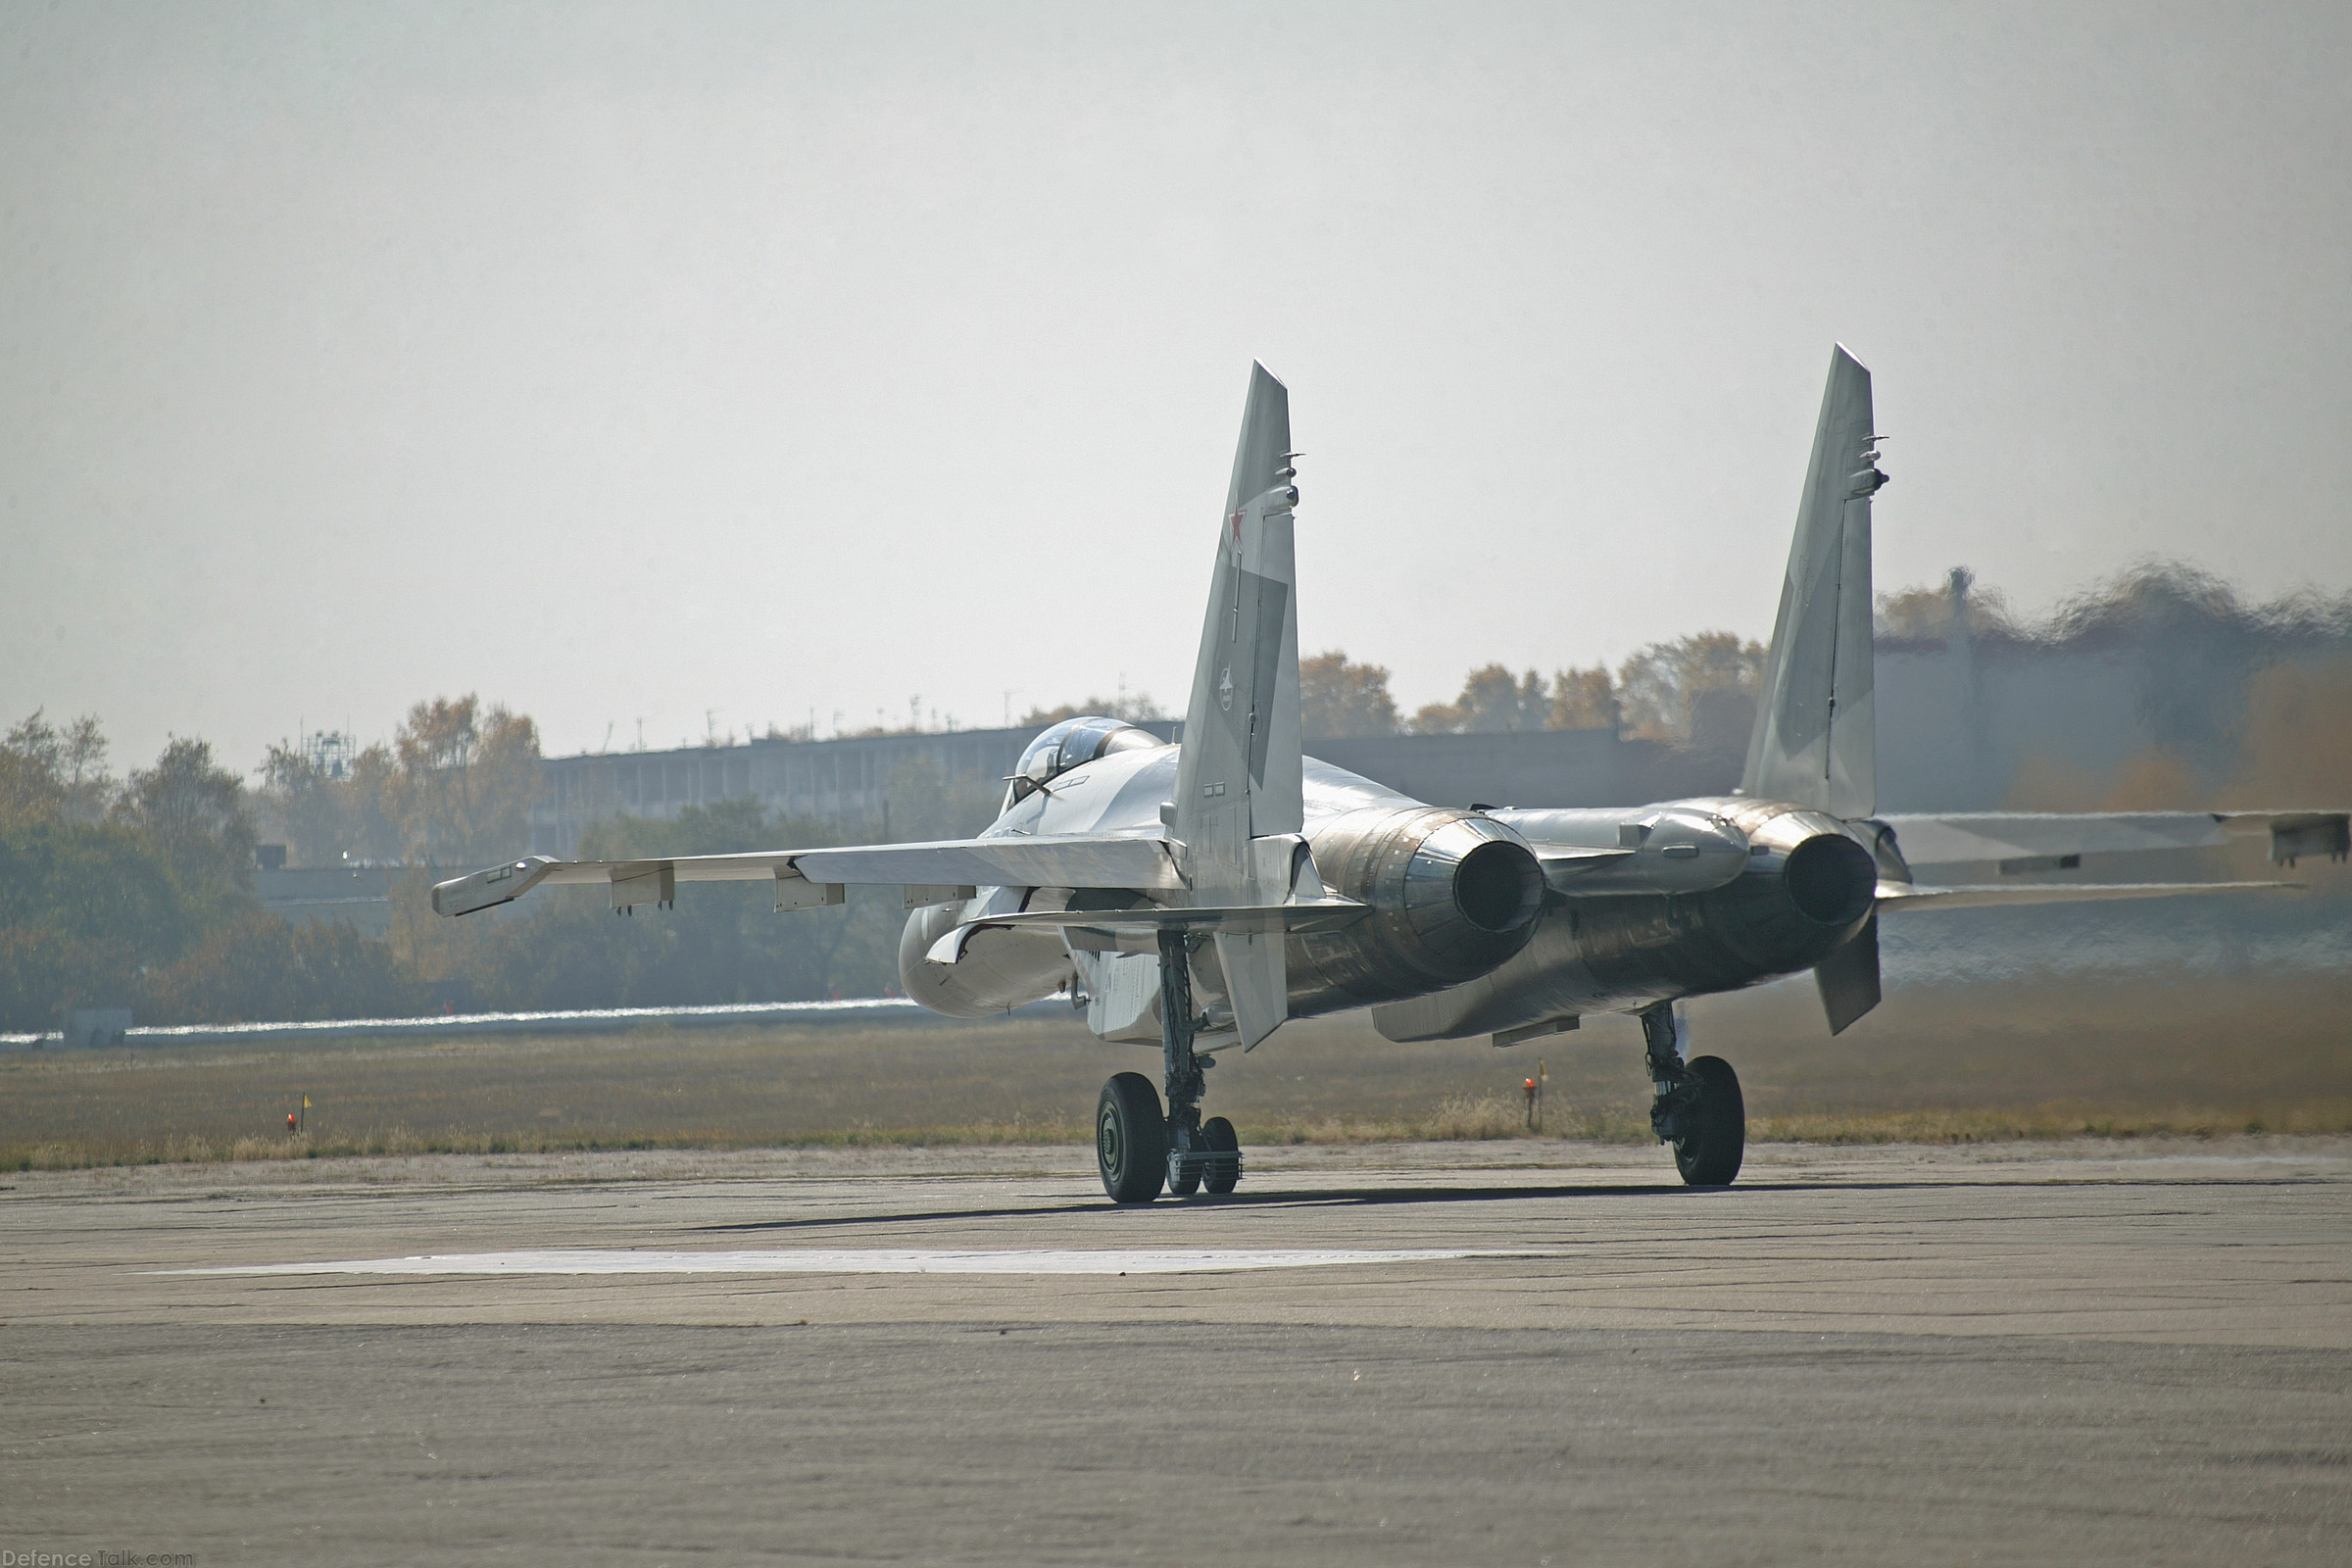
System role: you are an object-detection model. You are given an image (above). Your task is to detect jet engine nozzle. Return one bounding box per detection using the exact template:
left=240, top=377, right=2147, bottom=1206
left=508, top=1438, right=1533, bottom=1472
left=1414, top=822, right=1546, bottom=939
left=1781, top=830, right=1878, bottom=927
left=1289, top=807, right=1546, bottom=1006
left=1642, top=806, right=1880, bottom=985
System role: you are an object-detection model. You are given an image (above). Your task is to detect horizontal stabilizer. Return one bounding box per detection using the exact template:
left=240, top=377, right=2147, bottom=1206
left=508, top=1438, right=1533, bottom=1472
left=1875, top=879, right=2299, bottom=913
left=1884, top=810, right=2350, bottom=868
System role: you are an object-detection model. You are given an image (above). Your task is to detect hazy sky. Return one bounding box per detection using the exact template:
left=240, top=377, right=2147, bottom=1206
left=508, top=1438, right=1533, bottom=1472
left=5, top=2, right=2347, bottom=770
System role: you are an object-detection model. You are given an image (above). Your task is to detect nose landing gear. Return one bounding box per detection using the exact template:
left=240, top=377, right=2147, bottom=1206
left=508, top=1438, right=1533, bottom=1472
left=1093, top=929, right=1245, bottom=1203
left=1640, top=1002, right=1745, bottom=1187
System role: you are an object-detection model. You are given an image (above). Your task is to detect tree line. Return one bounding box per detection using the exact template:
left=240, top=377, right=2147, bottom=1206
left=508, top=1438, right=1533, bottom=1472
left=0, top=698, right=1004, bottom=1031
left=0, top=625, right=1768, bottom=1032
left=258, top=695, right=542, bottom=867
left=9, top=561, right=2337, bottom=1031
left=0, top=613, right=1892, bottom=1033
left=0, top=711, right=414, bottom=1030
left=1301, top=632, right=1766, bottom=746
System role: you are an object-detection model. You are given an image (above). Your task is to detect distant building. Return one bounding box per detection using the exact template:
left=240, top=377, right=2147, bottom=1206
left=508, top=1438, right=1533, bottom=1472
left=256, top=864, right=409, bottom=936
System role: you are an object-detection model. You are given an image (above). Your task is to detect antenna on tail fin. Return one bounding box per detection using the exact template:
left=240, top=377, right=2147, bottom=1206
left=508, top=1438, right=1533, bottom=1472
left=1741, top=344, right=1885, bottom=820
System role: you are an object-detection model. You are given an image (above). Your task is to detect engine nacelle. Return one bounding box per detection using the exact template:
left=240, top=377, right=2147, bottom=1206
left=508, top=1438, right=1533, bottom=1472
left=1288, top=806, right=1546, bottom=1012
left=1368, top=800, right=1882, bottom=1041
left=898, top=899, right=1075, bottom=1017
left=898, top=803, right=1548, bottom=1025
left=1678, top=804, right=1880, bottom=979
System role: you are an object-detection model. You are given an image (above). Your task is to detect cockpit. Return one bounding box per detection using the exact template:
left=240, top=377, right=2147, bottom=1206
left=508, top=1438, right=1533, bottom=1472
left=1005, top=716, right=1168, bottom=809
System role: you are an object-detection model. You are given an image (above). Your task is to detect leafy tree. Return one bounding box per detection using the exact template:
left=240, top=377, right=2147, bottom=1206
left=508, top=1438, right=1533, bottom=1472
left=344, top=743, right=406, bottom=862
left=1018, top=691, right=1168, bottom=727
left=381, top=696, right=543, bottom=864
left=424, top=797, right=906, bottom=1008
left=1615, top=633, right=1764, bottom=746
left=1877, top=566, right=2019, bottom=643
left=1299, top=651, right=1399, bottom=738
left=1411, top=664, right=1549, bottom=734
left=870, top=756, right=1005, bottom=844
left=257, top=743, right=349, bottom=868
left=137, top=910, right=421, bottom=1024
left=0, top=717, right=410, bottom=1027
left=253, top=737, right=404, bottom=867
left=2, top=710, right=114, bottom=824
left=0, top=816, right=196, bottom=1026
left=116, top=737, right=257, bottom=899
left=1547, top=666, right=1618, bottom=731
left=2, top=715, right=201, bottom=1025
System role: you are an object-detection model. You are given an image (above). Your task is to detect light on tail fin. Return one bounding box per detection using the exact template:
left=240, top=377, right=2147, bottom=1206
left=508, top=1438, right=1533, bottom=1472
left=1741, top=345, right=1885, bottom=820
left=1173, top=361, right=1304, bottom=1048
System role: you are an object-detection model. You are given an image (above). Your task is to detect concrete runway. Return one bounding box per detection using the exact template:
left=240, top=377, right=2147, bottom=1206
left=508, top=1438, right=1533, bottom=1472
left=4, top=1139, right=2347, bottom=1565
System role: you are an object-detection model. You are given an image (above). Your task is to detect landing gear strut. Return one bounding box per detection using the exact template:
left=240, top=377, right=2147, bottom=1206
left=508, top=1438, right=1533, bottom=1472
left=1639, top=1002, right=1744, bottom=1188
left=1093, top=929, right=1244, bottom=1203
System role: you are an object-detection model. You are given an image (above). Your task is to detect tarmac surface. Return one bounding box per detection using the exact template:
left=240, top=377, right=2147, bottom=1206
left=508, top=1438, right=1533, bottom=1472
left=3, top=1138, right=2348, bottom=1565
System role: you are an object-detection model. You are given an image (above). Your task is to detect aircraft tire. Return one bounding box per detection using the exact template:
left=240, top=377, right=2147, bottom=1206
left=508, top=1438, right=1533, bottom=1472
left=1673, top=1055, right=1745, bottom=1187
left=1202, top=1116, right=1241, bottom=1195
left=1097, top=1072, right=1168, bottom=1204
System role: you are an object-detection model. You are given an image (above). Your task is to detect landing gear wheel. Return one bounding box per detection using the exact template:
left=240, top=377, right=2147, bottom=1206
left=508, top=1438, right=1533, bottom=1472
left=1201, top=1116, right=1240, bottom=1194
left=1097, top=1072, right=1168, bottom=1203
left=1168, top=1146, right=1202, bottom=1197
left=1673, top=1054, right=1745, bottom=1188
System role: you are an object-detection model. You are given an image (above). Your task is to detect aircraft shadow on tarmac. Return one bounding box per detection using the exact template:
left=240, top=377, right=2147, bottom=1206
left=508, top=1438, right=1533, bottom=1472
left=686, top=1175, right=2236, bottom=1235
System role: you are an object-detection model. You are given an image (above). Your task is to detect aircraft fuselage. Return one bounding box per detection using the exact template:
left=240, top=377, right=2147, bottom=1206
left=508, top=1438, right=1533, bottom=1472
left=899, top=741, right=1893, bottom=1041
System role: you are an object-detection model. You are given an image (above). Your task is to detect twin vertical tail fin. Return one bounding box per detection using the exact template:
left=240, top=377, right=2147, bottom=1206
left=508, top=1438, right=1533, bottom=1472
left=1741, top=344, right=1885, bottom=820
left=1173, top=362, right=1304, bottom=1048
left=1744, top=345, right=1888, bottom=1035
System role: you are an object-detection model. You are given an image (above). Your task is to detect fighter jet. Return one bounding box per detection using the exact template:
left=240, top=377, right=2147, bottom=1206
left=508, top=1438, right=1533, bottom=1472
left=434, top=353, right=2346, bottom=1202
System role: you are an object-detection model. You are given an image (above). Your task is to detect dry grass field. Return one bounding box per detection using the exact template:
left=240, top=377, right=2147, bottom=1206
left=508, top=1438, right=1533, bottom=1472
left=5, top=964, right=2348, bottom=1169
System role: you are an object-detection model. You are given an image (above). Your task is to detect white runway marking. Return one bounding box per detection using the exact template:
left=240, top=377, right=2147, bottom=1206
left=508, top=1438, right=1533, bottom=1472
left=161, top=1248, right=1502, bottom=1278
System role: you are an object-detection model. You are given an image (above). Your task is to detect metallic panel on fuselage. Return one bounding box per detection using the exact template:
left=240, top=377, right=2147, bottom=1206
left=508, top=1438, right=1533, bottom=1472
left=1494, top=805, right=1751, bottom=895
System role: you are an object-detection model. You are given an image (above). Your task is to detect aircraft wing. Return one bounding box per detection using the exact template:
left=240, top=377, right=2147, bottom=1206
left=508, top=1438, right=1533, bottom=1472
left=948, top=898, right=1366, bottom=942
left=1882, top=810, right=2349, bottom=870
left=430, top=834, right=1185, bottom=917
left=1874, top=878, right=2299, bottom=913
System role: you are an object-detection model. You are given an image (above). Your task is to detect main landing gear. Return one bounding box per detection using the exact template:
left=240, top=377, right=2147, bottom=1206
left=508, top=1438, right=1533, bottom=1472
left=1639, top=1001, right=1744, bottom=1187
left=1095, top=930, right=1245, bottom=1203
